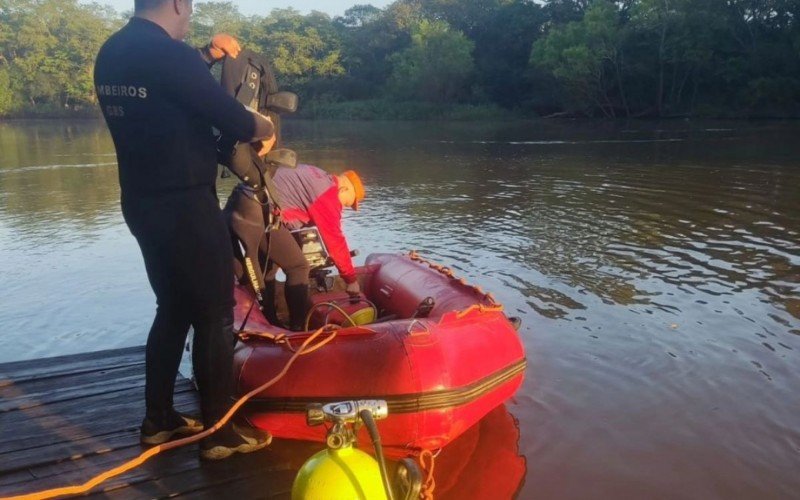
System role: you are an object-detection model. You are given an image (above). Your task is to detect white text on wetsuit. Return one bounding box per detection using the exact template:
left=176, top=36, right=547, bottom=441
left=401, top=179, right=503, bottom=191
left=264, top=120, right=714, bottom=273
left=96, top=84, right=148, bottom=99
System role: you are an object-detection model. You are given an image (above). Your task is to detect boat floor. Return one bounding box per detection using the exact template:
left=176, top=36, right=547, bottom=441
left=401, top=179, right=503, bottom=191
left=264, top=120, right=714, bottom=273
left=0, top=346, right=321, bottom=499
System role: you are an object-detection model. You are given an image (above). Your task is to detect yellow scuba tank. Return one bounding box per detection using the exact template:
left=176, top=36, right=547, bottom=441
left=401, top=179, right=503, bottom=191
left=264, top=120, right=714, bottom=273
left=292, top=401, right=389, bottom=500
left=348, top=304, right=376, bottom=326
left=292, top=444, right=386, bottom=500
left=292, top=400, right=424, bottom=500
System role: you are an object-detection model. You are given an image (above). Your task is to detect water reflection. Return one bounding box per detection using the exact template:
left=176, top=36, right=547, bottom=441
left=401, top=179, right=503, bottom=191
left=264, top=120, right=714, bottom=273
left=262, top=405, right=524, bottom=499
left=434, top=405, right=525, bottom=499
left=1, top=119, right=799, bottom=498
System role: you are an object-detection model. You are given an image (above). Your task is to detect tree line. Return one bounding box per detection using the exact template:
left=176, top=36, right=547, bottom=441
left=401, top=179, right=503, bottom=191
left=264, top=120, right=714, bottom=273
left=1, top=0, right=798, bottom=119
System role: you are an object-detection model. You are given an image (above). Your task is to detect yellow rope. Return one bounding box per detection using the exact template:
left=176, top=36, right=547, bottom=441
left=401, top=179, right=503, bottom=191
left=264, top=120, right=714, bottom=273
left=418, top=449, right=437, bottom=500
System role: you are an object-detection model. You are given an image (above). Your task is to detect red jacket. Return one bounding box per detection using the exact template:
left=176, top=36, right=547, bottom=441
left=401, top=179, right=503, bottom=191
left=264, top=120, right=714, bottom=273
left=273, top=165, right=356, bottom=283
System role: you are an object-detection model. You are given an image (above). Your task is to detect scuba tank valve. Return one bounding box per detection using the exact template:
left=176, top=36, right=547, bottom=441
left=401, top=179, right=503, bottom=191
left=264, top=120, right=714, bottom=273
left=293, top=400, right=395, bottom=500
left=306, top=400, right=388, bottom=427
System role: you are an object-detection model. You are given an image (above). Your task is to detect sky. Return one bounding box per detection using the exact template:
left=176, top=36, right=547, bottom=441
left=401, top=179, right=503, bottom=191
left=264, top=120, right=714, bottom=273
left=97, top=0, right=394, bottom=17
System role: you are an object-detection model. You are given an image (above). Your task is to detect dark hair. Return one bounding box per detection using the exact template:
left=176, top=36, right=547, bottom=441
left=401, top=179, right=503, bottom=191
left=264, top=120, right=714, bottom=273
left=134, top=0, right=169, bottom=12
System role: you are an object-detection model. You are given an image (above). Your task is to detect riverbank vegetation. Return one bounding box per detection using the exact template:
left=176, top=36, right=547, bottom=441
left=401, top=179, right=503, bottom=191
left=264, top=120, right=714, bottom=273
left=1, top=0, right=798, bottom=119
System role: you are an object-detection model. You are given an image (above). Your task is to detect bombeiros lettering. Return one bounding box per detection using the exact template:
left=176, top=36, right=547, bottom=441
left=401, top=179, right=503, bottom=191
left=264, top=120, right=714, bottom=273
left=96, top=84, right=148, bottom=99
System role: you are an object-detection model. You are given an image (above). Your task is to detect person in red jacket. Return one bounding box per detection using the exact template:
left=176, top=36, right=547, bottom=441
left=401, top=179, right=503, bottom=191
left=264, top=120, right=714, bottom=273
left=224, top=164, right=365, bottom=330
left=265, top=165, right=365, bottom=330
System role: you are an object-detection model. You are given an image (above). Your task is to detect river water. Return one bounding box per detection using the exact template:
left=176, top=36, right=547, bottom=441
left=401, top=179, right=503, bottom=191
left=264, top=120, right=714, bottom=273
left=0, top=119, right=798, bottom=499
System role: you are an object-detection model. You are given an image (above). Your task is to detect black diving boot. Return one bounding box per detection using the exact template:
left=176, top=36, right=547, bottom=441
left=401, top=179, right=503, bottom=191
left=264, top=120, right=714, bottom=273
left=200, top=422, right=272, bottom=460
left=285, top=283, right=310, bottom=331
left=140, top=409, right=203, bottom=445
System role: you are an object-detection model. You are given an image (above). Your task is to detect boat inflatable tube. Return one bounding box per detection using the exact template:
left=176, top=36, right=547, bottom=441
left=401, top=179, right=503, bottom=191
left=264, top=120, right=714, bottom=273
left=233, top=253, right=526, bottom=458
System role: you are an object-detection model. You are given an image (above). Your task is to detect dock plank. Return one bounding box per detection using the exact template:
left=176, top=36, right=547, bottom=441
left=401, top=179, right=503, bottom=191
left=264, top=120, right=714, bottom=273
left=0, top=347, right=146, bottom=385
left=0, top=364, right=148, bottom=411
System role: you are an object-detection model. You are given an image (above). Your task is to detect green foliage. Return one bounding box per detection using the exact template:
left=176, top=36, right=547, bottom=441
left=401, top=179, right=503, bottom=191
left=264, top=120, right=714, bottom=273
left=532, top=1, right=625, bottom=116
left=248, top=9, right=345, bottom=92
left=0, top=0, right=118, bottom=114
left=337, top=4, right=382, bottom=27
left=0, top=66, right=15, bottom=114
left=0, top=0, right=798, bottom=118
left=188, top=1, right=248, bottom=46
left=746, top=76, right=800, bottom=114
left=533, top=0, right=800, bottom=117
left=468, top=1, right=545, bottom=107
left=387, top=19, right=475, bottom=102
left=333, top=4, right=413, bottom=99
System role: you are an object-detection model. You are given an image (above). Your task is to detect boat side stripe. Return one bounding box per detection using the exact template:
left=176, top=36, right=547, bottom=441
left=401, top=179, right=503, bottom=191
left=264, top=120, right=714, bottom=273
left=243, top=358, right=527, bottom=414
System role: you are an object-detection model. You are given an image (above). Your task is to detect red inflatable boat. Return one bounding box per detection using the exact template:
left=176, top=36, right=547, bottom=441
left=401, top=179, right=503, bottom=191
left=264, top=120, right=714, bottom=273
left=233, top=252, right=526, bottom=458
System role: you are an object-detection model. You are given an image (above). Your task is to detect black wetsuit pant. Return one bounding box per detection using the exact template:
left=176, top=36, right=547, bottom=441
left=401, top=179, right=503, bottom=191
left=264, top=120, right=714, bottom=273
left=264, top=226, right=309, bottom=285
left=224, top=186, right=309, bottom=329
left=123, top=189, right=234, bottom=426
left=264, top=226, right=311, bottom=330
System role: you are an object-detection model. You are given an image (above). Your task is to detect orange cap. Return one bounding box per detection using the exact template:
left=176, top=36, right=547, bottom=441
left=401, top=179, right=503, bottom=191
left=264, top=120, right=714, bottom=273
left=343, top=170, right=365, bottom=210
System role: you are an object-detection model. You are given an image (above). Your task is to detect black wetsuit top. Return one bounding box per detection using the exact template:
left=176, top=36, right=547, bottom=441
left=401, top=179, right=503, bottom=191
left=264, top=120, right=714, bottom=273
left=93, top=18, right=258, bottom=424
left=94, top=17, right=256, bottom=199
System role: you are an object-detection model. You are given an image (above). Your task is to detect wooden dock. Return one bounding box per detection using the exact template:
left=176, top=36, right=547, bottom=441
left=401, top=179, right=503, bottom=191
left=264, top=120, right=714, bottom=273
left=0, top=346, right=319, bottom=499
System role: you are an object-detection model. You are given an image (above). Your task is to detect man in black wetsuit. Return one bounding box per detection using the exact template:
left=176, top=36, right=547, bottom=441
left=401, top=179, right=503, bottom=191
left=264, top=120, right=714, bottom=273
left=94, top=0, right=274, bottom=460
